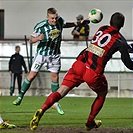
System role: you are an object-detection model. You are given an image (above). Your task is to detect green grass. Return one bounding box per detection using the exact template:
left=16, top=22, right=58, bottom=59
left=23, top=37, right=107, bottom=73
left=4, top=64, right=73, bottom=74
left=0, top=96, right=133, bottom=132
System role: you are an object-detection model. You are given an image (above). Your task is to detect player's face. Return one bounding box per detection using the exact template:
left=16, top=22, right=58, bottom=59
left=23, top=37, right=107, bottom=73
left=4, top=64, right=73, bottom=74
left=47, top=13, right=58, bottom=25
left=77, top=19, right=82, bottom=22
left=16, top=47, right=20, bottom=53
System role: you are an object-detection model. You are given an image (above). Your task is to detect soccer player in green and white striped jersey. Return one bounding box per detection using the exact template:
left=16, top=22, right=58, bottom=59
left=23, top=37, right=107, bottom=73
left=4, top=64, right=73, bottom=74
left=13, top=7, right=78, bottom=115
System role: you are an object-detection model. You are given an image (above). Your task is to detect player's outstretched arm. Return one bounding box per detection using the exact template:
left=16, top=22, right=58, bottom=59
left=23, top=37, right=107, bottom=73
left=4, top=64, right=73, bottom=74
left=64, top=22, right=77, bottom=28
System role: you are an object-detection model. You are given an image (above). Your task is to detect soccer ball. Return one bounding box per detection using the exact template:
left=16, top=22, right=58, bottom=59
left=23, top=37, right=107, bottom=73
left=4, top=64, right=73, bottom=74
left=88, top=9, right=103, bottom=24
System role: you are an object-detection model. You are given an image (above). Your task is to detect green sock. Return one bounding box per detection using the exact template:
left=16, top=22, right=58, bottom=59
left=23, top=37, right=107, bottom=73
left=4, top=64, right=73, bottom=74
left=10, top=86, right=13, bottom=95
left=51, top=82, right=59, bottom=92
left=19, top=78, right=31, bottom=99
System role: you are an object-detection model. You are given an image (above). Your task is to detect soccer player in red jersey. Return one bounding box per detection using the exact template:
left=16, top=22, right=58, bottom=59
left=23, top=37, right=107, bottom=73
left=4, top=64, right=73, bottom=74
left=30, top=12, right=133, bottom=131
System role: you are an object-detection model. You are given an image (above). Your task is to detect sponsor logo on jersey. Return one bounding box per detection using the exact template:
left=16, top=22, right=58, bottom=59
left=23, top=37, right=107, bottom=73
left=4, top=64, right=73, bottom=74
left=86, top=44, right=105, bottom=57
left=49, top=29, right=60, bottom=39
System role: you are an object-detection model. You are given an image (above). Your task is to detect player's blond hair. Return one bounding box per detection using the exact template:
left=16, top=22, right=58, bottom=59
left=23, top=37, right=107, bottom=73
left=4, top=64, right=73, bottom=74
left=47, top=8, right=57, bottom=15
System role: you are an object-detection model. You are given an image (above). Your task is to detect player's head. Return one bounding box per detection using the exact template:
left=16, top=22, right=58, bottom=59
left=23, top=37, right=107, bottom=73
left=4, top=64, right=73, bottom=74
left=15, top=46, right=20, bottom=53
left=47, top=7, right=58, bottom=26
left=76, top=15, right=84, bottom=22
left=110, top=12, right=125, bottom=30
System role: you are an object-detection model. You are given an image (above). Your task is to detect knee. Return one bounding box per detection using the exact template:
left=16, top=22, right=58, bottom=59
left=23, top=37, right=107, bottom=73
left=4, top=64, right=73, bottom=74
left=51, top=72, right=59, bottom=82
left=27, top=72, right=37, bottom=81
left=98, top=90, right=108, bottom=97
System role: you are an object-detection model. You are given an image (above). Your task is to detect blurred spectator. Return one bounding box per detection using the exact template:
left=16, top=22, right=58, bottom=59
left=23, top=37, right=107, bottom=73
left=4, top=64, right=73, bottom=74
left=9, top=46, right=28, bottom=96
left=71, top=15, right=90, bottom=40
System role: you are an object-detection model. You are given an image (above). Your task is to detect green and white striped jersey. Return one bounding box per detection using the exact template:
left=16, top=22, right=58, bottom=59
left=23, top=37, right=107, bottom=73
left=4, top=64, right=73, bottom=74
left=31, top=16, right=66, bottom=56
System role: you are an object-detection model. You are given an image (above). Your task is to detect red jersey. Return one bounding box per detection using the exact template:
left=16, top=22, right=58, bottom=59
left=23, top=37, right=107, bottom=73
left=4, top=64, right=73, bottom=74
left=77, top=25, right=133, bottom=74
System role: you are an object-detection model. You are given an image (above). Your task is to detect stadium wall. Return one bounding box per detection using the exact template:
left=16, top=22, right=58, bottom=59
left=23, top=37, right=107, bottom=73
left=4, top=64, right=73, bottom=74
left=0, top=0, right=133, bottom=40
left=0, top=72, right=132, bottom=98
left=0, top=40, right=132, bottom=98
left=0, top=1, right=133, bottom=97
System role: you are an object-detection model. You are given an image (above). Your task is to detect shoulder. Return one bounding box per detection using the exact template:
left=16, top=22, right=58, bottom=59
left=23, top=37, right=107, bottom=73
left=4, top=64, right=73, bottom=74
left=19, top=54, right=24, bottom=58
left=57, top=16, right=65, bottom=23
left=11, top=54, right=15, bottom=57
left=16, top=54, right=23, bottom=59
left=58, top=16, right=64, bottom=20
left=34, top=19, right=48, bottom=29
left=118, top=33, right=127, bottom=44
left=98, top=25, right=109, bottom=31
left=11, top=54, right=15, bottom=56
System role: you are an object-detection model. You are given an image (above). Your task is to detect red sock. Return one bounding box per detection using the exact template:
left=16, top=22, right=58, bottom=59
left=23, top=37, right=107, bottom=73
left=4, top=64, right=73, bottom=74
left=86, top=95, right=105, bottom=126
left=41, top=92, right=61, bottom=111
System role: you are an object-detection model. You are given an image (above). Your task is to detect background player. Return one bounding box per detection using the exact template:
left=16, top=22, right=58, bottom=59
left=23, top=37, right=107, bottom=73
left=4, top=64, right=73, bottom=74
left=9, top=45, right=28, bottom=96
left=30, top=12, right=133, bottom=131
left=71, top=14, right=90, bottom=40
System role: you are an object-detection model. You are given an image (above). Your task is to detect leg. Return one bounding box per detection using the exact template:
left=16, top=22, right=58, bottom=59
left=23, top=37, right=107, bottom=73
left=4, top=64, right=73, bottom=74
left=13, top=71, right=38, bottom=105
left=10, top=73, right=16, bottom=96
left=85, top=74, right=108, bottom=130
left=30, top=65, right=81, bottom=131
left=50, top=72, right=59, bottom=92
left=85, top=92, right=107, bottom=130
left=47, top=54, right=60, bottom=93
left=13, top=54, right=44, bottom=105
left=0, top=115, right=16, bottom=129
left=17, top=73, right=22, bottom=94
left=30, top=85, right=70, bottom=131
left=41, top=85, right=70, bottom=110
left=50, top=72, right=64, bottom=115
left=47, top=54, right=64, bottom=115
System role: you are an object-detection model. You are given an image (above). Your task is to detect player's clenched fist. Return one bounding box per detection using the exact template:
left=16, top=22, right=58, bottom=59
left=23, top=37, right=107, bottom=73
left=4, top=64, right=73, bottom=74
left=38, top=34, right=44, bottom=41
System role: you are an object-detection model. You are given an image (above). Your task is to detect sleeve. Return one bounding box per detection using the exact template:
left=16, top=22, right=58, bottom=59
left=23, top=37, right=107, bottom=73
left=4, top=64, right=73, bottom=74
left=21, top=56, right=28, bottom=73
left=31, top=22, right=43, bottom=37
left=9, top=55, right=13, bottom=71
left=58, top=16, right=66, bottom=27
left=118, top=37, right=133, bottom=70
left=71, top=26, right=79, bottom=34
left=84, top=24, right=90, bottom=36
left=31, top=28, right=41, bottom=37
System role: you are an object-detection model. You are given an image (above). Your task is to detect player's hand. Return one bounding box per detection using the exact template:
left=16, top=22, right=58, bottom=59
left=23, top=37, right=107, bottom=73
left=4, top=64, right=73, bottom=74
left=29, top=34, right=44, bottom=44
left=82, top=19, right=90, bottom=25
left=72, top=30, right=80, bottom=35
left=38, top=34, right=44, bottom=41
left=81, top=19, right=90, bottom=25
left=9, top=71, right=12, bottom=75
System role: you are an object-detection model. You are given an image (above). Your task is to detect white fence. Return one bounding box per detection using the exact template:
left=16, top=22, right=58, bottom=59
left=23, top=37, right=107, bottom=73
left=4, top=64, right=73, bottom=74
left=0, top=72, right=132, bottom=98
left=0, top=40, right=132, bottom=97
left=0, top=40, right=133, bottom=72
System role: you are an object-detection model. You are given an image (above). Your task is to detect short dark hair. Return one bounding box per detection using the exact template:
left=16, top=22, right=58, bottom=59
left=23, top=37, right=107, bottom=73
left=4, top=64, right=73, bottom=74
left=110, top=12, right=125, bottom=30
left=15, top=45, right=20, bottom=49
left=47, top=7, right=57, bottom=15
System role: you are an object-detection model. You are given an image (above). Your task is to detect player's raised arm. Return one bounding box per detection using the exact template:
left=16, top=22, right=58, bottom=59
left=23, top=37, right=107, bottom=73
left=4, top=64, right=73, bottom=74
left=119, top=42, right=133, bottom=70
left=64, top=22, right=77, bottom=28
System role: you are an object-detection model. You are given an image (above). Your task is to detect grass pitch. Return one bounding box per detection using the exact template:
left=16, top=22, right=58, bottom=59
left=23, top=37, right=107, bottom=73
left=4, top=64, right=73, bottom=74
left=0, top=96, right=133, bottom=133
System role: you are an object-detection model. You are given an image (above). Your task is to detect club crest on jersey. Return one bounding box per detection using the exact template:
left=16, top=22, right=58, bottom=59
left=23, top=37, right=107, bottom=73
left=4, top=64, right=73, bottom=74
left=86, top=44, right=105, bottom=57
left=49, top=29, right=60, bottom=39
